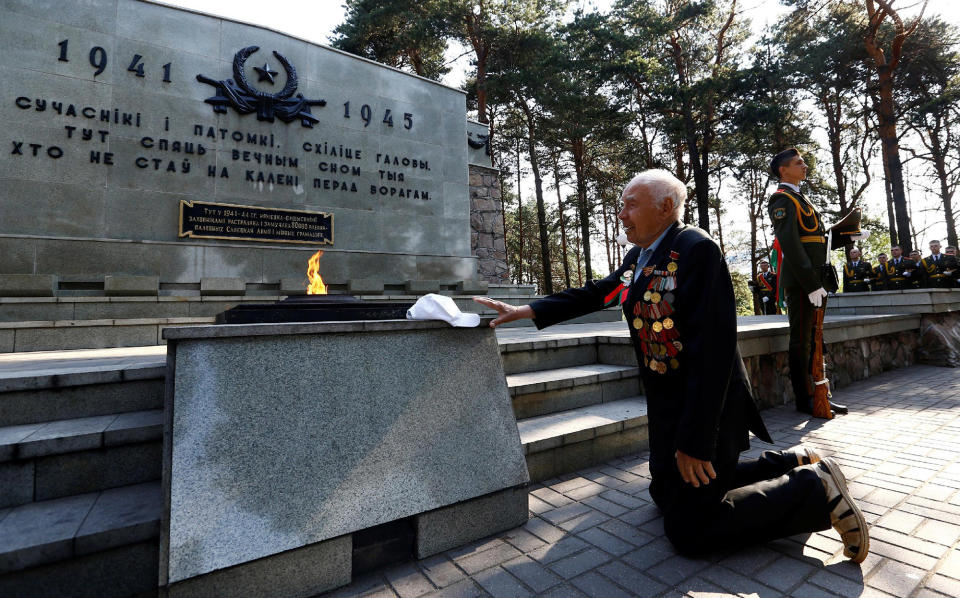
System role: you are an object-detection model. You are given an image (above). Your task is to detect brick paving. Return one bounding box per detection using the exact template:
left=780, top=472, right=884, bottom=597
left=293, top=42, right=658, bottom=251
left=327, top=365, right=960, bottom=597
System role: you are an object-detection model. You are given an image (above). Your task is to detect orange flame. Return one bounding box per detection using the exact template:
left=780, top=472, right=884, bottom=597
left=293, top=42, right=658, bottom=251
left=306, top=250, right=327, bottom=295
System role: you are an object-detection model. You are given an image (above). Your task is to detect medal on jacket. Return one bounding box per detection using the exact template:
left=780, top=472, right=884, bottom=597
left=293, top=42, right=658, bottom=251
left=635, top=250, right=682, bottom=374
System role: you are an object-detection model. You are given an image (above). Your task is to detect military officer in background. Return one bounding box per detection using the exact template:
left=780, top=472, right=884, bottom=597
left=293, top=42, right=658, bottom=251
left=904, top=250, right=925, bottom=289
left=870, top=253, right=891, bottom=291
left=887, top=246, right=908, bottom=290
left=922, top=240, right=952, bottom=288
left=755, top=260, right=778, bottom=314
left=945, top=246, right=959, bottom=287
left=476, top=168, right=870, bottom=563
left=842, top=248, right=872, bottom=293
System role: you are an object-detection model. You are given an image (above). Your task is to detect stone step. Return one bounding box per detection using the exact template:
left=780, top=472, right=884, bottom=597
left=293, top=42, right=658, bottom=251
left=0, top=347, right=166, bottom=427
left=517, top=397, right=649, bottom=482
left=0, top=482, right=160, bottom=598
left=0, top=410, right=162, bottom=507
left=507, top=364, right=640, bottom=419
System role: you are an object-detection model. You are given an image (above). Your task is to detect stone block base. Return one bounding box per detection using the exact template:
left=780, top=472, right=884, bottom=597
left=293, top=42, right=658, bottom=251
left=0, top=274, right=57, bottom=297
left=416, top=485, right=528, bottom=558
left=165, top=535, right=351, bottom=598
left=104, top=276, right=159, bottom=296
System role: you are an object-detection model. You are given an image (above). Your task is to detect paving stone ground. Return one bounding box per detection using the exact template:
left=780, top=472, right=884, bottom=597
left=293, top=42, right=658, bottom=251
left=325, top=365, right=960, bottom=597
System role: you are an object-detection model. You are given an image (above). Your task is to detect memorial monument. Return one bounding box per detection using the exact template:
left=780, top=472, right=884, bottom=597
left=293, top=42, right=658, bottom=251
left=0, top=0, right=503, bottom=294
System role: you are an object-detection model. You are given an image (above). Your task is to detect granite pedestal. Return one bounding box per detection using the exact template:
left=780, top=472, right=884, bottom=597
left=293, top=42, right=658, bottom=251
left=160, top=319, right=529, bottom=596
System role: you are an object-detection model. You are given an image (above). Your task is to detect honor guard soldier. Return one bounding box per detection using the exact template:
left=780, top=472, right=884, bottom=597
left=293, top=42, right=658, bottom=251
left=904, top=250, right=926, bottom=289
left=842, top=248, right=872, bottom=293
left=887, top=245, right=908, bottom=290
left=871, top=253, right=891, bottom=291
left=755, top=260, right=778, bottom=314
left=922, top=240, right=952, bottom=288
left=767, top=148, right=862, bottom=417
left=476, top=168, right=870, bottom=564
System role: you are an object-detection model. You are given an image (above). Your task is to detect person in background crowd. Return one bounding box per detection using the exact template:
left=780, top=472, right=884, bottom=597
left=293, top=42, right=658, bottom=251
left=755, top=260, right=778, bottom=314
left=945, top=246, right=959, bottom=288
left=871, top=253, right=890, bottom=291
left=843, top=248, right=871, bottom=293
left=922, top=240, right=952, bottom=288
left=888, top=246, right=908, bottom=290
left=905, top=250, right=925, bottom=289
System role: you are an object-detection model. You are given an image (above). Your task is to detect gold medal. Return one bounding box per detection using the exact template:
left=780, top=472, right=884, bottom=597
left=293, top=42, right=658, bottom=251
left=663, top=317, right=674, bottom=330
left=643, top=290, right=652, bottom=301
left=673, top=340, right=683, bottom=351
left=650, top=292, right=662, bottom=303
left=670, top=358, right=679, bottom=369
left=649, top=361, right=658, bottom=372
left=652, top=321, right=663, bottom=333
left=667, top=262, right=678, bottom=273
left=657, top=361, right=667, bottom=374
left=632, top=318, right=643, bottom=330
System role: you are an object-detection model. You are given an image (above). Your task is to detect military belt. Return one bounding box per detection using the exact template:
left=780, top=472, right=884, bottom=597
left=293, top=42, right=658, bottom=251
left=799, top=235, right=826, bottom=244
left=931, top=274, right=946, bottom=278
left=848, top=279, right=864, bottom=283
left=890, top=276, right=905, bottom=281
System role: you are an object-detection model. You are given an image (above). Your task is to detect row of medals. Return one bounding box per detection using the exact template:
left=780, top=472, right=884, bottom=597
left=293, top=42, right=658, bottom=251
left=625, top=259, right=682, bottom=374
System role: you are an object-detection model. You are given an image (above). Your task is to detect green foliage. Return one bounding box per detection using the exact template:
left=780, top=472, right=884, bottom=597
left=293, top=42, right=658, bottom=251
left=332, top=0, right=449, bottom=79
left=729, top=270, right=755, bottom=316
left=328, top=0, right=960, bottom=289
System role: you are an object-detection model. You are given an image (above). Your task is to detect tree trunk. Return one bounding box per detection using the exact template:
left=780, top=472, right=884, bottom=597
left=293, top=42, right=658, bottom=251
left=518, top=98, right=553, bottom=294
left=822, top=90, right=849, bottom=212
left=876, top=73, right=912, bottom=253
left=551, top=155, right=572, bottom=288
left=570, top=139, right=593, bottom=280
left=928, top=128, right=959, bottom=247
left=515, top=140, right=524, bottom=284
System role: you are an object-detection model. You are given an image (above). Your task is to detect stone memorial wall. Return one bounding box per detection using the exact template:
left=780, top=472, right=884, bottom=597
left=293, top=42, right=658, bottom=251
left=1, top=0, right=493, bottom=288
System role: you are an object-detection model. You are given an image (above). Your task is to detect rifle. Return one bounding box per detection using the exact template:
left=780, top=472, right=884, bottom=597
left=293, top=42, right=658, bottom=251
left=810, top=302, right=833, bottom=420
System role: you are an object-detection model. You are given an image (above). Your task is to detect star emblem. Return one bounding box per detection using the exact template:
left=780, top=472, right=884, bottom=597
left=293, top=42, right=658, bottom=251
left=253, top=63, right=278, bottom=84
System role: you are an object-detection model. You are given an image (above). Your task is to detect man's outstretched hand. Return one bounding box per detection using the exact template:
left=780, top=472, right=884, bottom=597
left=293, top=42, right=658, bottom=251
left=473, top=297, right=535, bottom=328
left=676, top=450, right=716, bottom=488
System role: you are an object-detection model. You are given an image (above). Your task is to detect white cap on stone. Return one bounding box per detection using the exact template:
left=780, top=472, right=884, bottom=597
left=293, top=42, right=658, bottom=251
left=406, top=293, right=481, bottom=327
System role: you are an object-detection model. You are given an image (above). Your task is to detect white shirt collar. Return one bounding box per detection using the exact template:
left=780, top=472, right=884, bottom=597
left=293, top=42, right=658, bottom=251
left=780, top=182, right=800, bottom=193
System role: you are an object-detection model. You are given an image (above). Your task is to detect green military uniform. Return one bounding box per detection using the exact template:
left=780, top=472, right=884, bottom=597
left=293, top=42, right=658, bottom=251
left=921, top=254, right=953, bottom=288
left=887, top=256, right=909, bottom=290
left=842, top=259, right=872, bottom=293
left=768, top=185, right=828, bottom=411
left=755, top=270, right=778, bottom=315
left=944, top=255, right=960, bottom=288
left=870, top=262, right=892, bottom=291
left=903, top=258, right=925, bottom=289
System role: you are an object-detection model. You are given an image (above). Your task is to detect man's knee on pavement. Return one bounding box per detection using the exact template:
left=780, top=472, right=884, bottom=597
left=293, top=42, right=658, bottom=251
left=663, top=511, right=708, bottom=556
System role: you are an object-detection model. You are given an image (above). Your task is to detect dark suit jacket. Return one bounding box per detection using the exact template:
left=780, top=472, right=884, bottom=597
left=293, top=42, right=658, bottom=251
left=529, top=223, right=772, bottom=475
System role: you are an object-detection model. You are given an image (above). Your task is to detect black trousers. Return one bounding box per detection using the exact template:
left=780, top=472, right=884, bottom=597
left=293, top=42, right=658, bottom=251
left=785, top=284, right=817, bottom=408
left=650, top=450, right=831, bottom=555
left=758, top=292, right=777, bottom=315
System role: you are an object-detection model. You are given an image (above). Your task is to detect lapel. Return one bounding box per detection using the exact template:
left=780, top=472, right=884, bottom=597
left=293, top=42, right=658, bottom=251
left=626, top=222, right=684, bottom=305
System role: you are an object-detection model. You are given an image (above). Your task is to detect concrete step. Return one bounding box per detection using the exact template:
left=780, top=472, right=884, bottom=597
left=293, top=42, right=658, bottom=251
left=507, top=364, right=640, bottom=419
left=0, top=410, right=162, bottom=507
left=518, top=397, right=649, bottom=482
left=0, top=482, right=160, bottom=598
left=0, top=347, right=166, bottom=427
